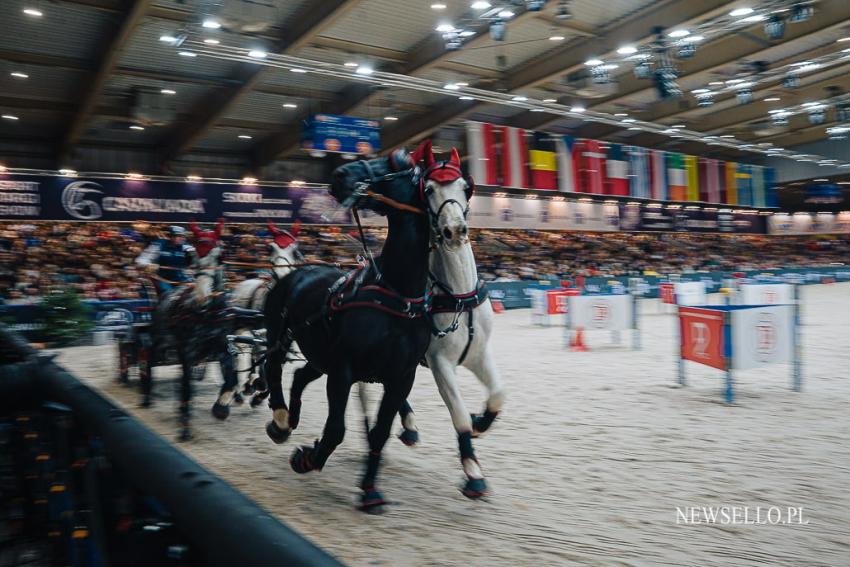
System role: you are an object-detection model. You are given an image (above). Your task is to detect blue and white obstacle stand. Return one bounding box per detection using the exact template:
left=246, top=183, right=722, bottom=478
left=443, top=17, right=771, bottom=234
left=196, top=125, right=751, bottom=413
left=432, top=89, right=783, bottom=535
left=676, top=285, right=802, bottom=404
left=565, top=292, right=641, bottom=350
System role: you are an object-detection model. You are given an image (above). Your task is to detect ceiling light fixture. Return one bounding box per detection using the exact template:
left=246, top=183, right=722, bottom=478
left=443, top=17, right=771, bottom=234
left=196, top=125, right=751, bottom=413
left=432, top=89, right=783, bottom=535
left=459, top=96, right=474, bottom=100
left=512, top=95, right=528, bottom=101
left=2, top=115, right=19, bottom=121
left=10, top=72, right=28, bottom=79
left=355, top=65, right=373, bottom=75
left=585, top=58, right=604, bottom=66
left=248, top=50, right=267, bottom=58
left=129, top=125, right=144, bottom=130
left=241, top=177, right=258, bottom=185
left=444, top=83, right=461, bottom=90
left=435, top=23, right=456, bottom=33
left=764, top=96, right=780, bottom=102
left=549, top=35, right=565, bottom=41
left=730, top=7, right=754, bottom=17
left=668, top=29, right=689, bottom=38
left=160, top=89, right=176, bottom=95
left=571, top=105, right=585, bottom=113
left=282, top=103, right=297, bottom=108
left=202, top=19, right=221, bottom=29
left=471, top=1, right=491, bottom=9
left=178, top=51, right=197, bottom=57
left=617, top=45, right=637, bottom=55
left=543, top=98, right=558, bottom=103
left=344, top=61, right=358, bottom=67
left=159, top=34, right=177, bottom=43
left=59, top=169, right=77, bottom=176
left=498, top=10, right=515, bottom=18
left=203, top=38, right=220, bottom=45
left=186, top=175, right=202, bottom=182
left=238, top=134, right=252, bottom=139
left=126, top=172, right=144, bottom=180
left=384, top=116, right=398, bottom=121
left=22, top=8, right=43, bottom=17
left=431, top=3, right=447, bottom=9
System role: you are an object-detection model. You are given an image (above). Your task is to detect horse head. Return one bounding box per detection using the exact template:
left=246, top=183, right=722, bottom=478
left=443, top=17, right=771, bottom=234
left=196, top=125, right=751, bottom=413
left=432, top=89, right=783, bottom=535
left=267, top=219, right=302, bottom=279
left=329, top=148, right=421, bottom=216
left=417, top=140, right=475, bottom=248
left=189, top=219, right=224, bottom=305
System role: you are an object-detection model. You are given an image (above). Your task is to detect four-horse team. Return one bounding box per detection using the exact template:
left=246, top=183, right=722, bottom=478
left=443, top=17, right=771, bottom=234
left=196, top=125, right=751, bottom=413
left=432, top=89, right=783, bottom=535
left=124, top=141, right=504, bottom=512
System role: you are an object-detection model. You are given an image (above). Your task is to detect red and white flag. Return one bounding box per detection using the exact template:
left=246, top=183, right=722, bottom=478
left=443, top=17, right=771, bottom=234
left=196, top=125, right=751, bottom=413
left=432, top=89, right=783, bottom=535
left=465, top=121, right=498, bottom=186
left=581, top=139, right=606, bottom=194
left=500, top=126, right=529, bottom=189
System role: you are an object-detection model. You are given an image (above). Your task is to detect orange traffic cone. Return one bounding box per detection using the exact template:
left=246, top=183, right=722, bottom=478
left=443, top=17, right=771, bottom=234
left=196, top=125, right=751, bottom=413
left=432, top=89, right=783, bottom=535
left=570, top=327, right=589, bottom=352
left=491, top=299, right=505, bottom=313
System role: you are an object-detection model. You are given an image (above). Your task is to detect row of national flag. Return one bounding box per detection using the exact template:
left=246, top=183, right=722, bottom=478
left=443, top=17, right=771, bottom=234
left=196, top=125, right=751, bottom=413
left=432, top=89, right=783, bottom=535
left=466, top=121, right=778, bottom=207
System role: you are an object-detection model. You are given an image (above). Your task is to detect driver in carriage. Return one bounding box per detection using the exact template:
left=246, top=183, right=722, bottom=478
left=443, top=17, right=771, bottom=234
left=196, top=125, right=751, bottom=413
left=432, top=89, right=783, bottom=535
left=135, top=225, right=196, bottom=298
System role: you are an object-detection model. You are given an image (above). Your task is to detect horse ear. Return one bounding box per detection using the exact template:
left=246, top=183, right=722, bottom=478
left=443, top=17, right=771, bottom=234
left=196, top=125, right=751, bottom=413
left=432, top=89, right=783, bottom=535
left=291, top=219, right=301, bottom=238
left=214, top=218, right=224, bottom=239
left=450, top=147, right=461, bottom=167
left=189, top=220, right=202, bottom=238
left=267, top=219, right=280, bottom=236
left=412, top=139, right=434, bottom=167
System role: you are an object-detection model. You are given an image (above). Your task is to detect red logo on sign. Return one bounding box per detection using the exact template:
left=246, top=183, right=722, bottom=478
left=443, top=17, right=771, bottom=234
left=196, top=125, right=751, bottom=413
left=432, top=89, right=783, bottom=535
left=755, top=312, right=777, bottom=361
left=679, top=307, right=726, bottom=370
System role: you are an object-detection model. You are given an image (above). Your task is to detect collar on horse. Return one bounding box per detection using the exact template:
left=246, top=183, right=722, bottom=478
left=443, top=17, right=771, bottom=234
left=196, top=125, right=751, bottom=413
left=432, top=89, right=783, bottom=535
left=327, top=264, right=432, bottom=320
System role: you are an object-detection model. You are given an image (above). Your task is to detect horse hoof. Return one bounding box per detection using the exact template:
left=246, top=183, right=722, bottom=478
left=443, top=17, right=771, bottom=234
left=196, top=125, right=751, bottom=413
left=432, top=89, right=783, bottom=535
left=211, top=402, right=230, bottom=420
left=290, top=445, right=318, bottom=474
left=232, top=392, right=244, bottom=406
left=461, top=477, right=490, bottom=499
left=250, top=395, right=266, bottom=409
left=359, top=488, right=388, bottom=514
left=398, top=428, right=419, bottom=447
left=471, top=410, right=498, bottom=437
left=266, top=421, right=291, bottom=444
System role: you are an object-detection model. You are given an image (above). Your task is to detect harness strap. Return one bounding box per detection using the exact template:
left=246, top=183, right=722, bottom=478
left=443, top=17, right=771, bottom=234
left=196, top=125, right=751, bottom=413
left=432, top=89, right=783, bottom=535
left=457, top=308, right=475, bottom=366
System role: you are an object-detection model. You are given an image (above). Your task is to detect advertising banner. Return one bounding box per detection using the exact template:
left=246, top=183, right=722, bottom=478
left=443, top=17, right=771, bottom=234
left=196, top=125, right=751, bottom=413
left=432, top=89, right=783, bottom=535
left=567, top=294, right=633, bottom=331
left=301, top=114, right=381, bottom=155
left=679, top=306, right=727, bottom=370
left=731, top=305, right=795, bottom=370
left=768, top=212, right=850, bottom=235
left=467, top=195, right=620, bottom=231
left=0, top=174, right=349, bottom=224
left=737, top=283, right=795, bottom=305
left=619, top=203, right=767, bottom=234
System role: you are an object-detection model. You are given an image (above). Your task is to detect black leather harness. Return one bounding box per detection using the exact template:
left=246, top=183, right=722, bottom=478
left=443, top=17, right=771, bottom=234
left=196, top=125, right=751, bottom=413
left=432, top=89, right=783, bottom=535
left=427, top=279, right=489, bottom=366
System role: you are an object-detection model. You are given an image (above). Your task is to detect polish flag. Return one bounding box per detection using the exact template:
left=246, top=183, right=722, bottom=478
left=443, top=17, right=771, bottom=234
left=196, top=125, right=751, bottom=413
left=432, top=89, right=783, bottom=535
left=500, top=126, right=529, bottom=189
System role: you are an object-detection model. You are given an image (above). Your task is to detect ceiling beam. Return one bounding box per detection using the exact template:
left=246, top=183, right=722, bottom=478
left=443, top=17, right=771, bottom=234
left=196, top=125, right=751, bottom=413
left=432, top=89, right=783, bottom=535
left=510, top=2, right=850, bottom=134
left=371, top=0, right=733, bottom=153
left=159, top=0, right=360, bottom=169
left=59, top=0, right=155, bottom=164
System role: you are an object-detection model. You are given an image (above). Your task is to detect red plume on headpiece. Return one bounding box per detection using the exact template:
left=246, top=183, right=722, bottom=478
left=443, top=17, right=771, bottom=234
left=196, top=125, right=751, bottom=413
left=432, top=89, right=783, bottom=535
left=190, top=218, right=225, bottom=257
left=267, top=218, right=299, bottom=249
left=411, top=139, right=434, bottom=168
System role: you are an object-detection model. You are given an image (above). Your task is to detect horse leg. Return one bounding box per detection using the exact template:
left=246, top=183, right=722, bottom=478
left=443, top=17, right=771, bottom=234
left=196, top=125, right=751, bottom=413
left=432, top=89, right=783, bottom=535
left=211, top=344, right=237, bottom=420
left=397, top=399, right=419, bottom=447
left=287, top=364, right=323, bottom=430
left=176, top=342, right=193, bottom=442
left=357, top=382, right=371, bottom=435
left=264, top=338, right=293, bottom=443
left=358, top=371, right=415, bottom=513
left=430, top=356, right=489, bottom=498
left=290, top=366, right=352, bottom=474
left=466, top=346, right=505, bottom=437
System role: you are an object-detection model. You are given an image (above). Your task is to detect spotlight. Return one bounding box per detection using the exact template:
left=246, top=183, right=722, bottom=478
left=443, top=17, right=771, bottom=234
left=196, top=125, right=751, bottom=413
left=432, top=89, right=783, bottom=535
left=489, top=19, right=507, bottom=41
left=443, top=31, right=462, bottom=50
left=789, top=2, right=814, bottom=23
left=526, top=0, right=546, bottom=11
left=782, top=73, right=800, bottom=89
left=555, top=0, right=572, bottom=20
left=677, top=42, right=696, bottom=59
left=590, top=65, right=610, bottom=85
left=764, top=15, right=785, bottom=40
left=771, top=112, right=789, bottom=127
left=696, top=92, right=714, bottom=107
left=736, top=88, right=754, bottom=105
left=808, top=107, right=826, bottom=125
left=653, top=68, right=682, bottom=100
left=634, top=60, right=653, bottom=79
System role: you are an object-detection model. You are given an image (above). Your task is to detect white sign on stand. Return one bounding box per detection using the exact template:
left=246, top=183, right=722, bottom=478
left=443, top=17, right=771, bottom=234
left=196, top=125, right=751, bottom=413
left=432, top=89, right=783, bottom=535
left=731, top=305, right=795, bottom=370
left=674, top=281, right=707, bottom=306
left=737, top=283, right=794, bottom=306
left=567, top=295, right=633, bottom=331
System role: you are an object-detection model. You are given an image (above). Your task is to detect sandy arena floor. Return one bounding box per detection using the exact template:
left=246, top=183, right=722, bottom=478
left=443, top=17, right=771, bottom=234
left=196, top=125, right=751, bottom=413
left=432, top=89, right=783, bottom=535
left=58, top=283, right=850, bottom=566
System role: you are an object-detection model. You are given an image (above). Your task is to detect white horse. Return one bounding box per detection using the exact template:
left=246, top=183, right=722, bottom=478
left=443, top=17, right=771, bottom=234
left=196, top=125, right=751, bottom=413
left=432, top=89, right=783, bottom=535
left=225, top=220, right=301, bottom=407
left=360, top=142, right=505, bottom=498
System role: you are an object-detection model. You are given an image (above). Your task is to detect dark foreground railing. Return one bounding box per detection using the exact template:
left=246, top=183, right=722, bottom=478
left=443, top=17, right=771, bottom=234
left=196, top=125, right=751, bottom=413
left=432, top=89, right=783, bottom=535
left=0, top=324, right=344, bottom=567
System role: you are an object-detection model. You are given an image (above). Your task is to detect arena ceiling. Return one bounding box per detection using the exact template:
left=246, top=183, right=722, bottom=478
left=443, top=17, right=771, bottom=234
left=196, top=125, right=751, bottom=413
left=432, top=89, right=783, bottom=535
left=0, top=0, right=847, bottom=179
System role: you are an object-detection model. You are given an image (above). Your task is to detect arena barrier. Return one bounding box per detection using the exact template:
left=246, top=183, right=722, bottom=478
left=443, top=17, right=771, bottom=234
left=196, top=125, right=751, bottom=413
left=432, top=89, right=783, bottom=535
left=564, top=293, right=641, bottom=350
left=0, top=324, right=344, bottom=567
left=530, top=288, right=580, bottom=326
left=676, top=286, right=802, bottom=403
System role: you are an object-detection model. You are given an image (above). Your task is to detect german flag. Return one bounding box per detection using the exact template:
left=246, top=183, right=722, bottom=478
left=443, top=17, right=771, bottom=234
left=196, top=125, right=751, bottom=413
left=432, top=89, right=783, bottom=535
left=528, top=131, right=558, bottom=190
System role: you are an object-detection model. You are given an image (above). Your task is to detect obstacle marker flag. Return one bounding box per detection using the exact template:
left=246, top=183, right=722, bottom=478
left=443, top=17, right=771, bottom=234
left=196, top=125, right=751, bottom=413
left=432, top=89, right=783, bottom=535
left=667, top=153, right=687, bottom=201
left=605, top=143, right=630, bottom=196
left=465, top=121, right=498, bottom=186
left=501, top=126, right=529, bottom=189
left=679, top=307, right=726, bottom=370
left=555, top=135, right=579, bottom=193
left=528, top=131, right=558, bottom=190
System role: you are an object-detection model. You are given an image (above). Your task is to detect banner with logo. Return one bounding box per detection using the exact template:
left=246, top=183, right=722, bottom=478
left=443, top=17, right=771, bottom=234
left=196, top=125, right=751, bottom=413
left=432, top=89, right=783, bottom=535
left=618, top=203, right=767, bottom=234
left=768, top=212, right=850, bottom=235
left=301, top=114, right=381, bottom=155
left=679, top=307, right=726, bottom=370
left=468, top=196, right=620, bottom=231
left=731, top=305, right=794, bottom=370
left=736, top=283, right=795, bottom=305
left=567, top=294, right=634, bottom=331
left=0, top=175, right=350, bottom=224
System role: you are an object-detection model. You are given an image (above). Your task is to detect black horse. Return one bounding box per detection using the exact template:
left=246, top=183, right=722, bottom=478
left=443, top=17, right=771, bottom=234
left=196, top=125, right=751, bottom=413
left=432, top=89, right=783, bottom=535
left=262, top=147, right=431, bottom=512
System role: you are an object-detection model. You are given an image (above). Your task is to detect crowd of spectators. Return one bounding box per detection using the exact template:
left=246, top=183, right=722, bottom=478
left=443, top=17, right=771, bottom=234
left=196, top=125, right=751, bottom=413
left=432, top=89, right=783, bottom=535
left=1, top=221, right=847, bottom=304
